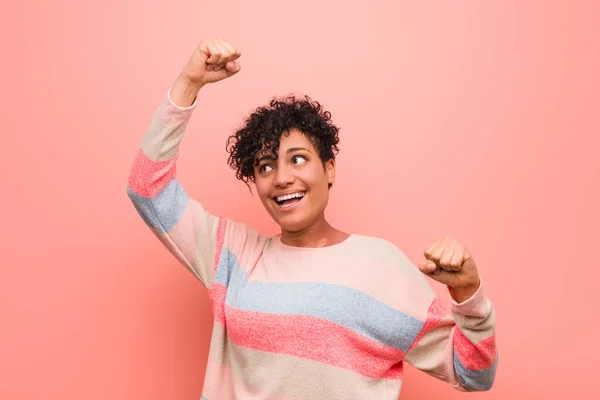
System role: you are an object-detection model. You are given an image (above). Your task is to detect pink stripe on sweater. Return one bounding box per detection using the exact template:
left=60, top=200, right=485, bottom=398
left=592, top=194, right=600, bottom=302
left=407, top=297, right=447, bottom=352
left=225, top=306, right=404, bottom=379
left=127, top=149, right=177, bottom=198
left=209, top=283, right=227, bottom=324
left=454, top=329, right=497, bottom=370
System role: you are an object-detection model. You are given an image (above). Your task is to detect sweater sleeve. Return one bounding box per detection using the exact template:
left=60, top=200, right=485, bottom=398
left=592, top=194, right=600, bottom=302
left=126, top=88, right=252, bottom=288
left=403, top=279, right=498, bottom=391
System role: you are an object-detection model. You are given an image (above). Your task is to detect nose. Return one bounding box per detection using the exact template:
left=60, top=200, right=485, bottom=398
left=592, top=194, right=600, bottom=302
left=273, top=165, right=294, bottom=187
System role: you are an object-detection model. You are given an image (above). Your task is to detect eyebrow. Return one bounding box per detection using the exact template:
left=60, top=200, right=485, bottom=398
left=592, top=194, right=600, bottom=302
left=257, top=147, right=311, bottom=162
left=286, top=147, right=310, bottom=154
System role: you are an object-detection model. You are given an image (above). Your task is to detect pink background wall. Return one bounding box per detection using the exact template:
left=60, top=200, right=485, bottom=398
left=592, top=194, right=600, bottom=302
left=1, top=0, right=598, bottom=398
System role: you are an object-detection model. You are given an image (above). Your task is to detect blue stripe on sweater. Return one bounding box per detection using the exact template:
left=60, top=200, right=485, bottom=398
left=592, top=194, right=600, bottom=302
left=127, top=178, right=189, bottom=234
left=215, top=247, right=424, bottom=353
left=454, top=352, right=498, bottom=391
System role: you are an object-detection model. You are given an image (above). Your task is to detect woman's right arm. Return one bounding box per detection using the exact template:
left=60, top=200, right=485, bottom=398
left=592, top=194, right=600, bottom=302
left=126, top=39, right=243, bottom=288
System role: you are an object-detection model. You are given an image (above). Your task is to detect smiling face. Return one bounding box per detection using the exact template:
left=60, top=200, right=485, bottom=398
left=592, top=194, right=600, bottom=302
left=254, top=129, right=336, bottom=233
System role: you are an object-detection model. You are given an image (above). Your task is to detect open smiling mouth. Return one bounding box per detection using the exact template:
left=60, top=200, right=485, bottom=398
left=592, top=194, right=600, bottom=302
left=273, top=191, right=306, bottom=209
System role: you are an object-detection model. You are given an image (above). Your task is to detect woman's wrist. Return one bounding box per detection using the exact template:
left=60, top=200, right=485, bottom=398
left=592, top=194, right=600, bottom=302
left=171, top=74, right=204, bottom=107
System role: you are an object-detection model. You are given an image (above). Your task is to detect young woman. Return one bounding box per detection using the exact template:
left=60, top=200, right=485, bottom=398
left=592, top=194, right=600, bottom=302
left=127, top=38, right=498, bottom=399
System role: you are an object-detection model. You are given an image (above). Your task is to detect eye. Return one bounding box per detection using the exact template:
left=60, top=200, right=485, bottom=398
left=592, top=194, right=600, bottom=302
left=292, top=155, right=307, bottom=165
left=259, top=164, right=273, bottom=173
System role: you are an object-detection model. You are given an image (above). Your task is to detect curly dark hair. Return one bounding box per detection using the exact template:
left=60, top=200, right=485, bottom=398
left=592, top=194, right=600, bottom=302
left=226, top=94, right=340, bottom=187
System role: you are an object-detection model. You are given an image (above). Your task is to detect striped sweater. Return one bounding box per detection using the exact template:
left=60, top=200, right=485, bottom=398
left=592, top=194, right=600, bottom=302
left=126, top=88, right=498, bottom=399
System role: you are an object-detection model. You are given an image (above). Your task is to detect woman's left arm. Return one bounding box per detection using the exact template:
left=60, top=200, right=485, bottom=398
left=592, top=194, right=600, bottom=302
left=403, top=280, right=498, bottom=391
left=404, top=236, right=498, bottom=391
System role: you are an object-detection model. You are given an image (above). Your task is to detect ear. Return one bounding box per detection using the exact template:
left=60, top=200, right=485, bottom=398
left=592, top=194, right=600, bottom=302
left=325, top=158, right=336, bottom=186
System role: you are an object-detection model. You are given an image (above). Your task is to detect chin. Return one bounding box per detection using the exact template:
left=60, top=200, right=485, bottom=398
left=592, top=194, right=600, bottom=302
left=274, top=215, right=311, bottom=233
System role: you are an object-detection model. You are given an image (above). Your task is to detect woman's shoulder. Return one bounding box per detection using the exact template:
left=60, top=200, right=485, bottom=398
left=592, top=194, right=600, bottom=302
left=348, top=233, right=406, bottom=256
left=348, top=233, right=421, bottom=271
left=339, top=234, right=434, bottom=297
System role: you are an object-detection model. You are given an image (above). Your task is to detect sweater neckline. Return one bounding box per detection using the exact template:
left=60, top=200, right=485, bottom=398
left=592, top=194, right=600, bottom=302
left=272, top=233, right=357, bottom=253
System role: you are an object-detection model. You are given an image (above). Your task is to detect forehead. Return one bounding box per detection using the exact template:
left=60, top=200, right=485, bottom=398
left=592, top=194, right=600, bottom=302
left=257, top=129, right=316, bottom=159
left=279, top=129, right=315, bottom=150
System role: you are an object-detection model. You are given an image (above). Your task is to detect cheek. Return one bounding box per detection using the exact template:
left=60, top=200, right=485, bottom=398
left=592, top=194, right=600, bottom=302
left=304, top=166, right=329, bottom=192
left=254, top=180, right=272, bottom=203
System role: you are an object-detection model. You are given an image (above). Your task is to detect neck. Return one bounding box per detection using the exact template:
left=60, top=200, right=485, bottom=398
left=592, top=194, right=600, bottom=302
left=280, top=216, right=348, bottom=248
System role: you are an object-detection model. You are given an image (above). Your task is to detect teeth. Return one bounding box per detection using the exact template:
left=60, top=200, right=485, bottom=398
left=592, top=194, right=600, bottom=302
left=276, top=192, right=305, bottom=202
